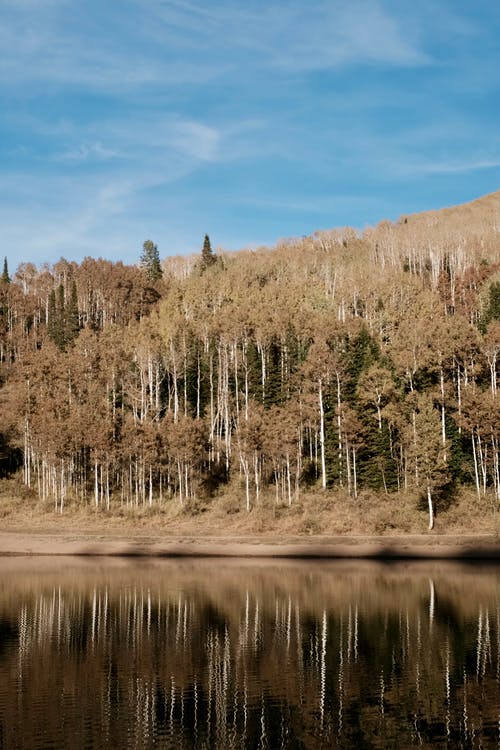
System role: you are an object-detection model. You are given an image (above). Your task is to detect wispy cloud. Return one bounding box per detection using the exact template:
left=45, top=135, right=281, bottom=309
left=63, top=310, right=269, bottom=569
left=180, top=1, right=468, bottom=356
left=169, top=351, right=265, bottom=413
left=54, top=141, right=121, bottom=164
left=141, top=0, right=431, bottom=71
left=0, top=0, right=431, bottom=96
left=0, top=1, right=225, bottom=90
left=0, top=109, right=226, bottom=263
left=168, top=121, right=221, bottom=163
left=271, top=1, right=430, bottom=70
left=0, top=0, right=498, bottom=266
left=0, top=171, right=147, bottom=262
left=405, top=157, right=500, bottom=177
left=13, top=112, right=223, bottom=168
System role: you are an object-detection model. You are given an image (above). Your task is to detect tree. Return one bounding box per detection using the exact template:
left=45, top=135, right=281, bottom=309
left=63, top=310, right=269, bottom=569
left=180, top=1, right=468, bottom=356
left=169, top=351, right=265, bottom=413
left=357, top=364, right=398, bottom=492
left=406, top=393, right=451, bottom=530
left=301, top=338, right=340, bottom=490
left=140, top=240, right=163, bottom=282
left=65, top=279, right=80, bottom=347
left=47, top=282, right=80, bottom=351
left=47, top=287, right=64, bottom=350
left=1, top=257, right=10, bottom=284
left=235, top=403, right=264, bottom=511
left=201, top=234, right=216, bottom=270
left=480, top=280, right=500, bottom=331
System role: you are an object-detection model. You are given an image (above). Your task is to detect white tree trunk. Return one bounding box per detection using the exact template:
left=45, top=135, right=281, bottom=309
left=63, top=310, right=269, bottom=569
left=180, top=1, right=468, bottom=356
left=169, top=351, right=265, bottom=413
left=427, top=485, right=434, bottom=531
left=318, top=379, right=326, bottom=489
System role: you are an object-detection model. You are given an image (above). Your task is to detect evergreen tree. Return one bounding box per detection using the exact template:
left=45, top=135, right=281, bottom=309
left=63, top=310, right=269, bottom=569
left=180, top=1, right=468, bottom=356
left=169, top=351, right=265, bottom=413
left=57, top=283, right=66, bottom=343
left=479, top=281, right=500, bottom=332
left=47, top=288, right=58, bottom=346
left=140, top=240, right=163, bottom=282
left=65, top=279, right=80, bottom=346
left=201, top=234, right=216, bottom=270
left=344, top=326, right=379, bottom=403
left=48, top=283, right=78, bottom=350
left=1, top=257, right=10, bottom=284
left=487, top=282, right=500, bottom=322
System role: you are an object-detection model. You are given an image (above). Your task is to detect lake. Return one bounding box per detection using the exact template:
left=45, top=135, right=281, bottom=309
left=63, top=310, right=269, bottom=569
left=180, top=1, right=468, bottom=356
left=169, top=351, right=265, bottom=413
left=0, top=558, right=499, bottom=749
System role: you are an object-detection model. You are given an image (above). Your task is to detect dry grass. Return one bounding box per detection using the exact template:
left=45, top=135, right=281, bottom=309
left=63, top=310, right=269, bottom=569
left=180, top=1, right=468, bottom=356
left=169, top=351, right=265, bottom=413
left=0, top=476, right=498, bottom=538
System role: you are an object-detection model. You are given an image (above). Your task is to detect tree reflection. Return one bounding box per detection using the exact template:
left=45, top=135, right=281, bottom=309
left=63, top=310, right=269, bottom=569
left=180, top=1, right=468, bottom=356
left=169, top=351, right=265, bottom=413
left=0, top=561, right=499, bottom=748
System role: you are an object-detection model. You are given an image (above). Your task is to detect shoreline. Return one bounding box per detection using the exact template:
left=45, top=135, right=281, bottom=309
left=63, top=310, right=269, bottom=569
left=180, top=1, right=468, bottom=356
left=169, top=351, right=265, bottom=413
left=1, top=531, right=500, bottom=559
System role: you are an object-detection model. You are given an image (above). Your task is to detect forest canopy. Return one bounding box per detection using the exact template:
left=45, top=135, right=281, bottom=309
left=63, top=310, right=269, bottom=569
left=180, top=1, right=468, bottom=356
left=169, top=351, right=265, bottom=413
left=1, top=191, right=499, bottom=530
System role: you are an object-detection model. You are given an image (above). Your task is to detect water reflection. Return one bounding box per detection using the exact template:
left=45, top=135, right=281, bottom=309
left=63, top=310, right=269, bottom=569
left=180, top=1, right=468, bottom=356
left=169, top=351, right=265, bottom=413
left=0, top=559, right=499, bottom=749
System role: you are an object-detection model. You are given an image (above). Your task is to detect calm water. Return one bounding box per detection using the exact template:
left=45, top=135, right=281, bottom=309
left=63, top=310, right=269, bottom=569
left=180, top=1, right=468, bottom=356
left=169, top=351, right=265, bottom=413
left=0, top=558, right=499, bottom=749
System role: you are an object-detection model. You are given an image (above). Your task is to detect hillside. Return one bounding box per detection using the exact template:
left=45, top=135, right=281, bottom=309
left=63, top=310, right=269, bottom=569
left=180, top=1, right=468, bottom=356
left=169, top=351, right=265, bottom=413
left=0, top=191, right=499, bottom=534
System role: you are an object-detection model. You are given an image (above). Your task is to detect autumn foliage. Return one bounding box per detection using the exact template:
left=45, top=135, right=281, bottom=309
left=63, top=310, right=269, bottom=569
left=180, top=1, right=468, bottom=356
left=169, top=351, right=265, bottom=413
left=1, top=192, right=499, bottom=527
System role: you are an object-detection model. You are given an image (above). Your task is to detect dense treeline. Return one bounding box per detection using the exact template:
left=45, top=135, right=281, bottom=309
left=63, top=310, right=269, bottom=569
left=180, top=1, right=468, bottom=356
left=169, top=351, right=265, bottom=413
left=1, top=192, right=500, bottom=527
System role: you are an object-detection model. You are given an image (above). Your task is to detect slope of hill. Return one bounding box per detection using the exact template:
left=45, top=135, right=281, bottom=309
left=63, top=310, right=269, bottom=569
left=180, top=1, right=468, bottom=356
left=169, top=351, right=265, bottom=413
left=0, top=190, right=499, bottom=534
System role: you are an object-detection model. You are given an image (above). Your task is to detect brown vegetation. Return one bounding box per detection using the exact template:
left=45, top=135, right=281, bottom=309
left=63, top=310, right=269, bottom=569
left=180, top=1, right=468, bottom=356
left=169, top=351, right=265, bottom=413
left=1, top=190, right=499, bottom=534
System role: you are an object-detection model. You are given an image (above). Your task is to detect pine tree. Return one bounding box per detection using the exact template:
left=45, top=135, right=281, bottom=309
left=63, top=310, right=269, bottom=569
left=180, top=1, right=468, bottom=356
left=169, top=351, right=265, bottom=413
left=201, top=234, right=216, bottom=270
left=479, top=281, right=500, bottom=332
left=65, top=279, right=80, bottom=346
left=47, top=289, right=58, bottom=345
left=48, top=284, right=70, bottom=350
left=1, top=257, right=10, bottom=284
left=487, top=282, right=500, bottom=322
left=57, top=283, right=65, bottom=339
left=140, top=240, right=163, bottom=282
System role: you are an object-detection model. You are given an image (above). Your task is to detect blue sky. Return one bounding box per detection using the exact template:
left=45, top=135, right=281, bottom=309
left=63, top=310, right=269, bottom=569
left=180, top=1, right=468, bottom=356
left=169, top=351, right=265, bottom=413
left=1, top=0, right=500, bottom=267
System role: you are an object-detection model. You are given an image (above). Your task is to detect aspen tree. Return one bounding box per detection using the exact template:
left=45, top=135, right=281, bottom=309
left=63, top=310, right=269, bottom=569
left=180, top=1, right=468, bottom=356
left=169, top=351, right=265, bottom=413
left=301, top=339, right=340, bottom=490
left=263, top=406, right=301, bottom=505
left=338, top=403, right=363, bottom=498
left=407, top=393, right=450, bottom=530
left=357, top=365, right=397, bottom=491
left=357, top=366, right=395, bottom=432
left=235, top=404, right=264, bottom=511
left=480, top=322, right=500, bottom=397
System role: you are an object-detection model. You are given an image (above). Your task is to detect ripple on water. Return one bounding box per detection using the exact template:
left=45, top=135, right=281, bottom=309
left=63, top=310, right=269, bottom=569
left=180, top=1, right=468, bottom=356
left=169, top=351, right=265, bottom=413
left=0, top=559, right=499, bottom=749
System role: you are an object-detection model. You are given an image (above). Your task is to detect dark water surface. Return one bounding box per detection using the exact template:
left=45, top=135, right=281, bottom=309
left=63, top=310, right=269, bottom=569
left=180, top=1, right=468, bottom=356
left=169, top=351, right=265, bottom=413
left=0, top=558, right=499, bottom=749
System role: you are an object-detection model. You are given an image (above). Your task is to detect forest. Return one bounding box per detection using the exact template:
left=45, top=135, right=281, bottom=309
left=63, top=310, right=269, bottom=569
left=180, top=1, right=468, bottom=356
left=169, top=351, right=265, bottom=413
left=0, top=191, right=499, bottom=531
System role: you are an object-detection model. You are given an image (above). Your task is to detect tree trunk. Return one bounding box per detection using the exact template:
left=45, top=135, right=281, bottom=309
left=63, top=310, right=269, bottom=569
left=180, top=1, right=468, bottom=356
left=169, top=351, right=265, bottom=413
left=352, top=447, right=357, bottom=499
left=471, top=430, right=481, bottom=499
left=94, top=460, right=99, bottom=508
left=254, top=452, right=260, bottom=503
left=336, top=372, right=343, bottom=486
left=440, top=367, right=446, bottom=458
left=427, top=485, right=434, bottom=530
left=318, top=379, right=326, bottom=489
left=240, top=456, right=250, bottom=512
